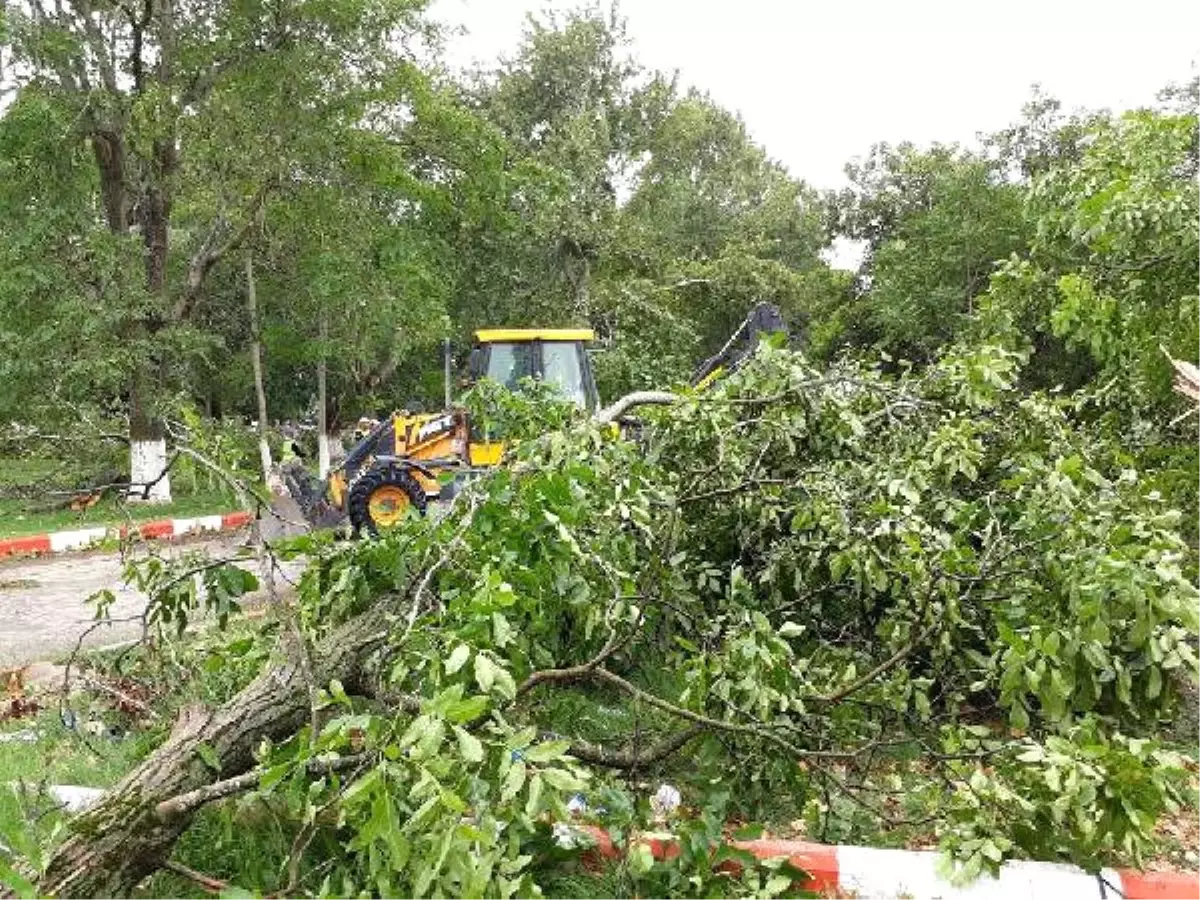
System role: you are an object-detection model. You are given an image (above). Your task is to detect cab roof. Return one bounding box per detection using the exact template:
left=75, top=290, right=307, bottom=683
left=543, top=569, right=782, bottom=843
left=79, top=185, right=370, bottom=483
left=474, top=328, right=595, bottom=343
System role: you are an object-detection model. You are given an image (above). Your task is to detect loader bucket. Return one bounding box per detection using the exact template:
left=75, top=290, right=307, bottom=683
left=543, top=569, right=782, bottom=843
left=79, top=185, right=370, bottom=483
left=277, top=460, right=347, bottom=530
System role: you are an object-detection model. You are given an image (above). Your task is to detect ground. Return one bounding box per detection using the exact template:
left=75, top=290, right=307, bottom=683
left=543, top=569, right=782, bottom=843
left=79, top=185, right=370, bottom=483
left=0, top=533, right=305, bottom=667
left=0, top=517, right=308, bottom=896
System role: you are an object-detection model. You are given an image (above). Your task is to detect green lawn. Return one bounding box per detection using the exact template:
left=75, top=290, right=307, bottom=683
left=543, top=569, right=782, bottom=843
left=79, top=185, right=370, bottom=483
left=0, top=492, right=241, bottom=538
left=0, top=456, right=244, bottom=538
left=0, top=625, right=288, bottom=898
left=0, top=714, right=151, bottom=789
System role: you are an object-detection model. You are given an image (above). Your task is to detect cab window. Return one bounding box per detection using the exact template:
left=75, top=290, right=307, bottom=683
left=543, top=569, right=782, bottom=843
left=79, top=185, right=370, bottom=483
left=484, top=342, right=536, bottom=390
left=540, top=342, right=588, bottom=408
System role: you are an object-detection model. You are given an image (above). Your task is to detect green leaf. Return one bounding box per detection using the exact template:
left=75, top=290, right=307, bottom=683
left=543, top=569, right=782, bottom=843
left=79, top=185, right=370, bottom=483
left=1146, top=667, right=1163, bottom=699
left=765, top=874, right=792, bottom=896
left=525, top=773, right=543, bottom=817
left=446, top=644, right=471, bottom=675
left=196, top=742, right=221, bottom=773
left=981, top=840, right=1003, bottom=862
left=540, top=767, right=583, bottom=792
left=1042, top=631, right=1061, bottom=657
left=492, top=612, right=514, bottom=648
left=444, top=695, right=490, bottom=725
left=400, top=714, right=438, bottom=749
left=524, top=739, right=572, bottom=763
left=387, top=829, right=411, bottom=871
left=454, top=726, right=484, bottom=763
left=1010, top=702, right=1030, bottom=731
left=778, top=621, right=805, bottom=638
left=494, top=668, right=517, bottom=700
left=629, top=843, right=655, bottom=875
left=501, top=761, right=527, bottom=801
left=328, top=678, right=350, bottom=707
left=475, top=653, right=497, bottom=692
left=506, top=727, right=537, bottom=751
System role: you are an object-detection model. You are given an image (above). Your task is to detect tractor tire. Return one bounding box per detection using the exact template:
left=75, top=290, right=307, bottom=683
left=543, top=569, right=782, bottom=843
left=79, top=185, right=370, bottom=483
left=347, top=464, right=427, bottom=536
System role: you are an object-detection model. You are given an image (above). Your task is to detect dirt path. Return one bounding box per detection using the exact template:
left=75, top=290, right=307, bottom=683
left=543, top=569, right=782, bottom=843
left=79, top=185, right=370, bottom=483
left=0, top=530, right=306, bottom=667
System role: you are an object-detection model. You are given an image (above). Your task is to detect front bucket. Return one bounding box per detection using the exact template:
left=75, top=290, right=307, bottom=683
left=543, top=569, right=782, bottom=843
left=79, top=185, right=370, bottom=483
left=276, top=461, right=347, bottom=531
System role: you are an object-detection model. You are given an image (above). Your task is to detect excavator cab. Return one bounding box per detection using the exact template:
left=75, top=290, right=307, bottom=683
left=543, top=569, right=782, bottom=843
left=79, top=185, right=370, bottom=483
left=462, top=328, right=598, bottom=467
left=466, top=329, right=600, bottom=411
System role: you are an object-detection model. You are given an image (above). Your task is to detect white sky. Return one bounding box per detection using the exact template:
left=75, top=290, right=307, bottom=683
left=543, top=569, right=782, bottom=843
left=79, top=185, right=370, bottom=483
left=432, top=0, right=1200, bottom=192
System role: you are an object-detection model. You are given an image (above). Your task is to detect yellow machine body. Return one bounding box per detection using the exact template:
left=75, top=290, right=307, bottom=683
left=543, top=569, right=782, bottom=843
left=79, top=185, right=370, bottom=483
left=323, top=327, right=600, bottom=534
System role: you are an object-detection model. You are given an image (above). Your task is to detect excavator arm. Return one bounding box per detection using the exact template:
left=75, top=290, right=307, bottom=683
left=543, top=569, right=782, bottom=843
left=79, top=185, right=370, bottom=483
left=691, top=303, right=789, bottom=389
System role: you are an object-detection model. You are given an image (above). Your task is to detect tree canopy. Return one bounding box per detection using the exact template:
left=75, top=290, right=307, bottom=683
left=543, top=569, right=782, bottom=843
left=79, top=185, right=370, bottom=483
left=0, top=3, right=1196, bottom=897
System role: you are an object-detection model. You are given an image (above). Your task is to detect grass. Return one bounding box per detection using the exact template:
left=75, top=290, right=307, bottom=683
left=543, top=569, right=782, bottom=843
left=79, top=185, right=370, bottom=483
left=0, top=713, right=151, bottom=789
left=0, top=491, right=240, bottom=539
left=0, top=456, right=244, bottom=538
left=0, top=712, right=293, bottom=900
left=0, top=619, right=281, bottom=896
left=0, top=710, right=157, bottom=889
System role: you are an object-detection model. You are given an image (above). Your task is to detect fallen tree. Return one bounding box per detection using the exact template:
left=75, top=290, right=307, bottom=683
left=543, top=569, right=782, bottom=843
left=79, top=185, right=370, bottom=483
left=40, top=607, right=389, bottom=897
left=32, top=344, right=1199, bottom=897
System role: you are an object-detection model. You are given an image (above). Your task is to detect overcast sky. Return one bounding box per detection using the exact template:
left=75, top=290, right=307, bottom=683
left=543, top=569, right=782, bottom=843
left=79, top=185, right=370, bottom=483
left=432, top=0, right=1199, bottom=192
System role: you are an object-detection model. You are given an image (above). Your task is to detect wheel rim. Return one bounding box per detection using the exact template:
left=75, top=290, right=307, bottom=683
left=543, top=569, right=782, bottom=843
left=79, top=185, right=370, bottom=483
left=367, top=485, right=410, bottom=528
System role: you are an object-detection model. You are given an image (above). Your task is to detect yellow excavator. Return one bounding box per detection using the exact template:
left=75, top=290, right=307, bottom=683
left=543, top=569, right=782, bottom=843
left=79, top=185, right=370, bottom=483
left=283, top=327, right=600, bottom=534
left=283, top=306, right=785, bottom=535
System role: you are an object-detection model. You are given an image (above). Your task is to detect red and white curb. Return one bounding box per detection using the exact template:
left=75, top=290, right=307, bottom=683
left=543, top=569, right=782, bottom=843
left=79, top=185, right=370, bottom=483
left=580, top=826, right=1198, bottom=899
left=0, top=511, right=254, bottom=559
left=27, top=788, right=1199, bottom=898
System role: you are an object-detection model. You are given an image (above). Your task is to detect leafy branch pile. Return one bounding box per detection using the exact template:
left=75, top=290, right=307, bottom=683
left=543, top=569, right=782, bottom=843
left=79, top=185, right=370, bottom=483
left=28, top=343, right=1197, bottom=897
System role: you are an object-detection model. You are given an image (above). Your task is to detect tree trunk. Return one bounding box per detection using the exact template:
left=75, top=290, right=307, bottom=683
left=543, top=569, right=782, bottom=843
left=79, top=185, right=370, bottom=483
left=246, top=251, right=272, bottom=482
left=39, top=610, right=389, bottom=897
left=128, top=373, right=172, bottom=503
left=86, top=127, right=173, bottom=505
left=90, top=132, right=129, bottom=233
left=560, top=237, right=591, bottom=321
left=574, top=256, right=590, bottom=320
left=317, top=311, right=330, bottom=479
left=143, top=134, right=176, bottom=304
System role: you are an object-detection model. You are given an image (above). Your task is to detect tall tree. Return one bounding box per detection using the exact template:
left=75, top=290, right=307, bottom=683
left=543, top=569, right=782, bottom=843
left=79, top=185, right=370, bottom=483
left=825, top=143, right=1030, bottom=362
left=619, top=91, right=828, bottom=357
left=456, top=5, right=645, bottom=333
left=460, top=5, right=833, bottom=396
left=978, top=101, right=1198, bottom=452
left=0, top=0, right=431, bottom=497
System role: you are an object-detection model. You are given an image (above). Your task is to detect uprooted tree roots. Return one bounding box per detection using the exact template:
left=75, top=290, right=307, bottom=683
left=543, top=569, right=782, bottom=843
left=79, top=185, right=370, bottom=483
left=35, top=346, right=1200, bottom=897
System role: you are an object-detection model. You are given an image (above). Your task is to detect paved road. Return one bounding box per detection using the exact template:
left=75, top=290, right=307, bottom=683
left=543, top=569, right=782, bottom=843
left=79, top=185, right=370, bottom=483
left=0, top=527, right=307, bottom=668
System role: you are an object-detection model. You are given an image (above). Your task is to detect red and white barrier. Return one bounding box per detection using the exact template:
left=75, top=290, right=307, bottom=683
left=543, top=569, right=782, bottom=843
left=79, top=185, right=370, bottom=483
left=581, top=826, right=1198, bottom=899
left=33, top=787, right=1197, bottom=898
left=0, top=511, right=253, bottom=559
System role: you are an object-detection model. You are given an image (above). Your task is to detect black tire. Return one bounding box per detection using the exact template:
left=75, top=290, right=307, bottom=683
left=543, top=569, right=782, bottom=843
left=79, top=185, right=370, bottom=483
left=347, top=464, right=428, bottom=536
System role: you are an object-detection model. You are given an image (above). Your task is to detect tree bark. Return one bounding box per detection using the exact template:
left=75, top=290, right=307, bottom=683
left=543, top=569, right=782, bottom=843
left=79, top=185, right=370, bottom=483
left=317, top=311, right=330, bottom=479
left=246, top=250, right=273, bottom=481
left=85, top=122, right=175, bottom=504
left=561, top=238, right=591, bottom=321
left=84, top=88, right=178, bottom=503
left=90, top=131, right=129, bottom=233
left=39, top=610, right=390, bottom=898
left=128, top=371, right=172, bottom=503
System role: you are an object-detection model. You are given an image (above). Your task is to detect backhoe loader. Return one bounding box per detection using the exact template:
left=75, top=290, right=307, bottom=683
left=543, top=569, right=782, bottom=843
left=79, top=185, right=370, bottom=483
left=281, top=305, right=786, bottom=535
